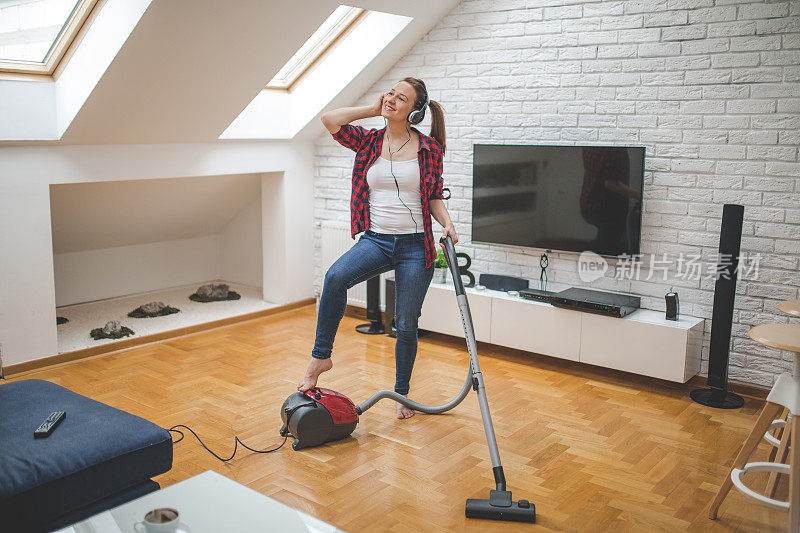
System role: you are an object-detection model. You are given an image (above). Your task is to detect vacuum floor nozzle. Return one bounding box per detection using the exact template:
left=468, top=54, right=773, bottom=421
left=465, top=490, right=536, bottom=523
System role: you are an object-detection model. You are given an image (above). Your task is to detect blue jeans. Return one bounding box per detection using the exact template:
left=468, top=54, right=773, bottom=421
left=312, top=230, right=434, bottom=395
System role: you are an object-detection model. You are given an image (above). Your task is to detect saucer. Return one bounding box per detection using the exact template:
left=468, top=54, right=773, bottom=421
left=134, top=523, right=191, bottom=533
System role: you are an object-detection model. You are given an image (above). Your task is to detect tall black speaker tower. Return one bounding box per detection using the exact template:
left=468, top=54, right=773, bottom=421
left=356, top=275, right=385, bottom=335
left=690, top=204, right=745, bottom=409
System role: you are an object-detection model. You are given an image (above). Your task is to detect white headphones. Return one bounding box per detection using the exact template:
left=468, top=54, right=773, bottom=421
left=407, top=92, right=429, bottom=125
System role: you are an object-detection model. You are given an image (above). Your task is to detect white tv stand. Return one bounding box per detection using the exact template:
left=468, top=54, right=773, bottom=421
left=416, top=280, right=703, bottom=383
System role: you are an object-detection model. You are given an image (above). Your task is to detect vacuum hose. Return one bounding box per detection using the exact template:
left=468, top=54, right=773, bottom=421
left=355, top=236, right=472, bottom=416
left=356, top=367, right=472, bottom=414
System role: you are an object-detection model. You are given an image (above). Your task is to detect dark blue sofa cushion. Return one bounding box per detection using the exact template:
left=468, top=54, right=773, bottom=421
left=0, top=379, right=172, bottom=530
left=45, top=480, right=161, bottom=533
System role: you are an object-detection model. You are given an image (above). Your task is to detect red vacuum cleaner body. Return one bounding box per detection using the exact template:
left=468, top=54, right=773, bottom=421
left=279, top=388, right=358, bottom=450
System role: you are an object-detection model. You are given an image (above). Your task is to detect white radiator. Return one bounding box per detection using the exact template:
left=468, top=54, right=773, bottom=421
left=320, top=220, right=385, bottom=309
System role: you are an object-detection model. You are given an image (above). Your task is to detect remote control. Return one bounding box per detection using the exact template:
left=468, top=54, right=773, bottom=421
left=34, top=411, right=66, bottom=438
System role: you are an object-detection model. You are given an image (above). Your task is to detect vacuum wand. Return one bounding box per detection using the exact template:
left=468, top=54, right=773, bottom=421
left=279, top=236, right=534, bottom=522
left=439, top=236, right=536, bottom=523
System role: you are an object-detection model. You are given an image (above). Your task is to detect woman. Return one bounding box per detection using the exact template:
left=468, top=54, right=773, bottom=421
left=298, top=77, right=458, bottom=419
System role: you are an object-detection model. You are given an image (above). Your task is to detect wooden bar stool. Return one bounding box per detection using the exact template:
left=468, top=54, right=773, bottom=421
left=766, top=301, right=800, bottom=498
left=778, top=300, right=800, bottom=319
left=778, top=300, right=800, bottom=318
left=708, top=323, right=800, bottom=531
left=767, top=411, right=792, bottom=499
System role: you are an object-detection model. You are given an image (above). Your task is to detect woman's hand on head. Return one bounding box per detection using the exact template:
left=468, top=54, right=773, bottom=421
left=370, top=92, right=387, bottom=117
left=440, top=223, right=458, bottom=247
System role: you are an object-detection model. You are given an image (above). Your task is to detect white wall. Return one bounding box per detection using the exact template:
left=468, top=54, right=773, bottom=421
left=260, top=143, right=316, bottom=304
left=54, top=236, right=221, bottom=307
left=0, top=141, right=315, bottom=367
left=261, top=172, right=287, bottom=303
left=220, top=197, right=263, bottom=288
left=313, top=0, right=800, bottom=389
left=54, top=200, right=266, bottom=307
left=0, top=79, right=56, bottom=140
left=0, top=179, right=59, bottom=367
left=50, top=172, right=264, bottom=305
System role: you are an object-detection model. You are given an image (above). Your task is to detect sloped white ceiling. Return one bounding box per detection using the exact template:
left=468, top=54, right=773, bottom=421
left=50, top=173, right=260, bottom=253
left=221, top=9, right=415, bottom=140
left=0, top=0, right=459, bottom=144
left=60, top=0, right=338, bottom=144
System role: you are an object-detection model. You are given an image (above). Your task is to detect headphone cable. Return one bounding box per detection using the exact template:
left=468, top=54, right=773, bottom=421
left=384, top=118, right=419, bottom=234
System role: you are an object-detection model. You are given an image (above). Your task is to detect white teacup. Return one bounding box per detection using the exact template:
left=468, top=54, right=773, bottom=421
left=134, top=507, right=180, bottom=533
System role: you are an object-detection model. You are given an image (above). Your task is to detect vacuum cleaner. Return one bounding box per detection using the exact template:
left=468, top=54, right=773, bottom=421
left=280, top=236, right=536, bottom=524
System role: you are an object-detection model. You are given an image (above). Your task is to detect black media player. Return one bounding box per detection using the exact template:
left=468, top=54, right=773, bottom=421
left=519, top=288, right=555, bottom=303
left=551, top=287, right=641, bottom=318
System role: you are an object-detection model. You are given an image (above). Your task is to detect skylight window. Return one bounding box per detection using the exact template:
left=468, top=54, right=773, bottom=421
left=266, top=5, right=365, bottom=90
left=0, top=0, right=97, bottom=75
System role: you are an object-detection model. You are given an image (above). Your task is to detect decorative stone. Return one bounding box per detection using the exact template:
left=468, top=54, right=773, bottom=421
left=128, top=301, right=180, bottom=318
left=56, top=316, right=69, bottom=325
left=189, top=283, right=241, bottom=302
left=200, top=283, right=223, bottom=298
left=90, top=320, right=134, bottom=340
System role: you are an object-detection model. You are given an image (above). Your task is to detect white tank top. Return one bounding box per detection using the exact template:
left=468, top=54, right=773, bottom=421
left=366, top=156, right=423, bottom=234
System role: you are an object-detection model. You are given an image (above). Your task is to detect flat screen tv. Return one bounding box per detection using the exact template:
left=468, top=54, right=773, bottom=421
left=472, top=144, right=645, bottom=257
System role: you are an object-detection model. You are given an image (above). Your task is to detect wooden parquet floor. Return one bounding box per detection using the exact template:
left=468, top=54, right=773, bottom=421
left=5, top=305, right=792, bottom=532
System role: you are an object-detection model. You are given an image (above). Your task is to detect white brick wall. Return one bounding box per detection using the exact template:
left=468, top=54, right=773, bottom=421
left=313, top=0, right=800, bottom=389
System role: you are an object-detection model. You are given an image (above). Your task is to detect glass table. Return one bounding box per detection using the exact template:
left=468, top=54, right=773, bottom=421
left=56, top=470, right=344, bottom=533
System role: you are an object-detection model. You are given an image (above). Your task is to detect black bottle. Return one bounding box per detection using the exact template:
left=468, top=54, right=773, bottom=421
left=665, top=288, right=679, bottom=321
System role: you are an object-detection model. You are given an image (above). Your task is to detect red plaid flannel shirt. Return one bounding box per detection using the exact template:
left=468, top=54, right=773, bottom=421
left=332, top=123, right=446, bottom=269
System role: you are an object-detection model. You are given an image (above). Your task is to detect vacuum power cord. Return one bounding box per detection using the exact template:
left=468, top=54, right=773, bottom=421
left=168, top=424, right=287, bottom=462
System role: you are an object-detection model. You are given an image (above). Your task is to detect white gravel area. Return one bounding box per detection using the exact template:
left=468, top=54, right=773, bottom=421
left=55, top=281, right=276, bottom=353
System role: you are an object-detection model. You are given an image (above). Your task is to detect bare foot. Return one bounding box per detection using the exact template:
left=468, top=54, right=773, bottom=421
left=298, top=357, right=333, bottom=392
left=396, top=399, right=415, bottom=419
